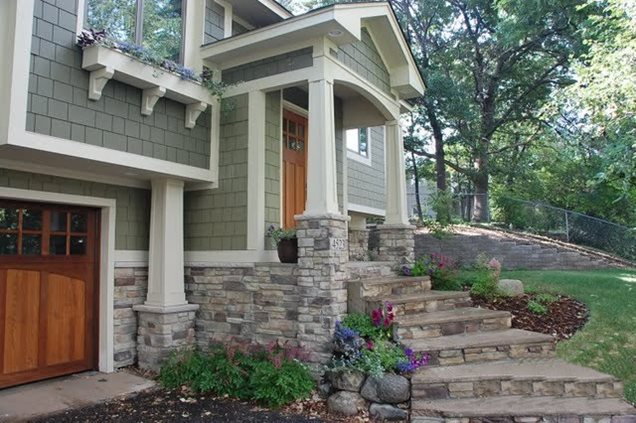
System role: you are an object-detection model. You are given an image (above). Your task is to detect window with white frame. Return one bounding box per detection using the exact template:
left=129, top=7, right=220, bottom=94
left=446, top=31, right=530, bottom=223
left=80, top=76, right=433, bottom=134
left=85, top=0, right=184, bottom=62
left=346, top=128, right=370, bottom=162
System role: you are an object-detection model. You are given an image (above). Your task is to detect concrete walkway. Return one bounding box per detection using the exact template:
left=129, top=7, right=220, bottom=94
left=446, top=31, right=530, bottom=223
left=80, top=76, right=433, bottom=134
left=0, top=371, right=156, bottom=422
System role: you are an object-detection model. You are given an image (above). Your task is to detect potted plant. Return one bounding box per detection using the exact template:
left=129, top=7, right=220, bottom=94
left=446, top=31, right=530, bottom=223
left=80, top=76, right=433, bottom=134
left=267, top=225, right=298, bottom=263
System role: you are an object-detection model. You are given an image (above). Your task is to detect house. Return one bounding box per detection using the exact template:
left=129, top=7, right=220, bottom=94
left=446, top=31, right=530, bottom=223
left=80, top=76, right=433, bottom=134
left=0, top=0, right=424, bottom=386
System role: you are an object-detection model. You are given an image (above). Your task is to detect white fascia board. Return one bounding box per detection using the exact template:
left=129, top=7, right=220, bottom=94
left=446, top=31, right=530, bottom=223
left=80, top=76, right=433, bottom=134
left=347, top=202, right=386, bottom=217
left=258, top=0, right=293, bottom=19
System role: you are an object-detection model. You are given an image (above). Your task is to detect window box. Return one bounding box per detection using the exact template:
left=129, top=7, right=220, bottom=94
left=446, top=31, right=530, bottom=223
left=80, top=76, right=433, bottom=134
left=81, top=45, right=213, bottom=129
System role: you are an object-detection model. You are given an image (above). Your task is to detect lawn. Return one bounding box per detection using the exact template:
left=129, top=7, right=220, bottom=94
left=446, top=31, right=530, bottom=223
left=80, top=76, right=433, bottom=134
left=501, top=269, right=636, bottom=404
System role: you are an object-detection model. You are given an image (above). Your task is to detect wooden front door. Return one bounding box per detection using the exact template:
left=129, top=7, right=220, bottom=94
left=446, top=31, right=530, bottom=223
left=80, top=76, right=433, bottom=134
left=0, top=201, right=99, bottom=389
left=283, top=110, right=308, bottom=228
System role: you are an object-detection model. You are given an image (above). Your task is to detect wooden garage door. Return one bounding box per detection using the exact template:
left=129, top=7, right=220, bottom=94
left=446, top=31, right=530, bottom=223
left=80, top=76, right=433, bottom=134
left=0, top=201, right=99, bottom=388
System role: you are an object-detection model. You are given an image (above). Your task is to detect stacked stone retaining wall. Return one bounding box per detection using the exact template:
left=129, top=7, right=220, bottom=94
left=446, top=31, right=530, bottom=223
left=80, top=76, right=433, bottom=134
left=415, top=228, right=625, bottom=269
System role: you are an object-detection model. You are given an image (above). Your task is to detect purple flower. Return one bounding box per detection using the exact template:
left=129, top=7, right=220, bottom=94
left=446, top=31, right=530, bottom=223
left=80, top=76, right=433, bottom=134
left=401, top=265, right=412, bottom=276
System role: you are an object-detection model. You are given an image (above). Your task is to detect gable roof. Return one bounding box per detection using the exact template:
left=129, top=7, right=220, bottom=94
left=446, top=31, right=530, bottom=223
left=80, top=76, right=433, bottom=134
left=227, top=0, right=293, bottom=26
left=201, top=1, right=425, bottom=99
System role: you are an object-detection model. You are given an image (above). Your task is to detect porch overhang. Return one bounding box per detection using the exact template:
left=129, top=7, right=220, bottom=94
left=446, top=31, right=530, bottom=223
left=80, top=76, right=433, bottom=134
left=200, top=2, right=425, bottom=100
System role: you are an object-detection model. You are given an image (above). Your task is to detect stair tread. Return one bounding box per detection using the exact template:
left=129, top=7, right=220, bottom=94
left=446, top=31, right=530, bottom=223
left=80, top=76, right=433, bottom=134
left=357, top=276, right=431, bottom=285
left=371, top=290, right=470, bottom=304
left=412, top=358, right=617, bottom=384
left=399, top=307, right=510, bottom=326
left=406, top=329, right=554, bottom=351
left=411, top=395, right=635, bottom=417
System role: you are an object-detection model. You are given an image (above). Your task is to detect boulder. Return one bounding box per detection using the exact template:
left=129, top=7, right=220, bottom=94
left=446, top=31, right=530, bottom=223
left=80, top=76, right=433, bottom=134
left=369, top=403, right=408, bottom=421
left=361, top=376, right=381, bottom=402
left=318, top=382, right=333, bottom=398
left=329, top=370, right=366, bottom=392
left=327, top=391, right=366, bottom=416
left=497, top=279, right=524, bottom=296
left=376, top=374, right=410, bottom=404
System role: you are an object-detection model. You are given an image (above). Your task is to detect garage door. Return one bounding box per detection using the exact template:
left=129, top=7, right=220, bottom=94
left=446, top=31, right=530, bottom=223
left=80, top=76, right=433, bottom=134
left=0, top=201, right=99, bottom=388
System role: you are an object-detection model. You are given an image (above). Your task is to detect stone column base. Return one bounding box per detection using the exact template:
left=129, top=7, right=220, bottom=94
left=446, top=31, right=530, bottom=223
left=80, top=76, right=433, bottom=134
left=295, top=213, right=350, bottom=365
left=133, top=303, right=199, bottom=371
left=348, top=229, right=370, bottom=261
left=376, top=224, right=416, bottom=267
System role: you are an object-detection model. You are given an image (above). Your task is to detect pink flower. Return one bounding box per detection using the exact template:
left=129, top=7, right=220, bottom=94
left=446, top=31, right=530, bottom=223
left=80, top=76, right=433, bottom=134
left=366, top=340, right=375, bottom=350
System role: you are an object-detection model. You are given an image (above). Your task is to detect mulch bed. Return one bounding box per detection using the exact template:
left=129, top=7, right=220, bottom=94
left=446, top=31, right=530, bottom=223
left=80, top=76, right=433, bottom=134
left=471, top=293, right=589, bottom=340
left=31, top=386, right=368, bottom=423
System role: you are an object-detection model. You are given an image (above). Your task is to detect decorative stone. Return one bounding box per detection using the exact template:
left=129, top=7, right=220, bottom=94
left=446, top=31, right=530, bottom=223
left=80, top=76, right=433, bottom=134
left=369, top=403, right=408, bottom=421
left=361, top=376, right=381, bottom=402
left=329, top=370, right=366, bottom=392
left=318, top=382, right=333, bottom=398
left=327, top=391, right=366, bottom=416
left=498, top=279, right=524, bottom=296
left=376, top=374, right=411, bottom=404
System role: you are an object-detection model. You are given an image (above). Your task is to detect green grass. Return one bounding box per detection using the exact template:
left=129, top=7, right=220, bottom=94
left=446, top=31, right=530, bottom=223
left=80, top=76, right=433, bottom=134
left=501, top=269, right=636, bottom=404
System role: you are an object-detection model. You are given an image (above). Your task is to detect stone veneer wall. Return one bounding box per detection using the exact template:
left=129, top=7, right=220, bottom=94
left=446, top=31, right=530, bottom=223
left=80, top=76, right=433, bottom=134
left=113, top=267, right=148, bottom=368
left=185, top=264, right=300, bottom=347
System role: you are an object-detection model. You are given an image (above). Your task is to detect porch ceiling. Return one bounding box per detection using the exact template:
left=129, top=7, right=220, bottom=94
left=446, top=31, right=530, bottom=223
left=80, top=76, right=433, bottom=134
left=200, top=3, right=425, bottom=100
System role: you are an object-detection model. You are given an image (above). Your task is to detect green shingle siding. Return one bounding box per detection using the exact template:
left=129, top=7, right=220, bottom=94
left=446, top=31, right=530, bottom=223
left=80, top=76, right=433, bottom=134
left=27, top=0, right=211, bottom=169
left=184, top=94, right=249, bottom=250
left=222, top=48, right=314, bottom=84
left=264, top=91, right=281, bottom=249
left=337, top=28, right=391, bottom=95
left=347, top=126, right=386, bottom=211
left=205, top=0, right=225, bottom=43
left=0, top=168, right=150, bottom=250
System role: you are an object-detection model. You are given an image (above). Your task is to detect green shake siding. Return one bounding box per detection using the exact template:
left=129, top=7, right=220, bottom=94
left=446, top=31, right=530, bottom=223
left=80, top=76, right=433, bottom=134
left=265, top=91, right=281, bottom=249
left=0, top=168, right=150, bottom=251
left=336, top=28, right=391, bottom=95
left=185, top=94, right=249, bottom=251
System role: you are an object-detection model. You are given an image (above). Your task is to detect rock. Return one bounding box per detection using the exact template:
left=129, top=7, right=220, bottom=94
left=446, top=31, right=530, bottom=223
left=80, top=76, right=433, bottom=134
left=318, top=382, right=333, bottom=398
left=361, top=376, right=381, bottom=402
left=369, top=403, right=409, bottom=421
left=329, top=370, right=366, bottom=392
left=376, top=374, right=410, bottom=404
left=327, top=391, right=366, bottom=416
left=498, top=279, right=524, bottom=296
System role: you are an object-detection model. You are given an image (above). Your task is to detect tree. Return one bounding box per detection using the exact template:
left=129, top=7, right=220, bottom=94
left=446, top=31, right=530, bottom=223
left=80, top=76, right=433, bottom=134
left=391, top=0, right=593, bottom=221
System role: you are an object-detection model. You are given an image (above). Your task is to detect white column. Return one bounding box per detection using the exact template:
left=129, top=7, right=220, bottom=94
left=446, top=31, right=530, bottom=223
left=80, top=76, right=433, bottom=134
left=145, top=178, right=187, bottom=308
left=305, top=78, right=339, bottom=215
left=182, top=0, right=205, bottom=72
left=385, top=120, right=409, bottom=225
left=247, top=90, right=266, bottom=249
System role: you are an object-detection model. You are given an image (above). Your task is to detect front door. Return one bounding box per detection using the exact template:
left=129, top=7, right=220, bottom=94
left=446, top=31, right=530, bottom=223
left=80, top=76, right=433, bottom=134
left=0, top=201, right=99, bottom=388
left=282, top=110, right=308, bottom=228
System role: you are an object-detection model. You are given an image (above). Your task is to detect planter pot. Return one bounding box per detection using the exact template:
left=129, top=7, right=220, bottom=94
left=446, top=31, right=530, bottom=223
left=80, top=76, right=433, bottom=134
left=277, top=238, right=298, bottom=263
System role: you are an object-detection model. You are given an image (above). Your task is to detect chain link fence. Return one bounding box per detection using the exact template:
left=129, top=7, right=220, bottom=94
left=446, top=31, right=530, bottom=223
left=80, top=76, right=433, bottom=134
left=492, top=197, right=636, bottom=262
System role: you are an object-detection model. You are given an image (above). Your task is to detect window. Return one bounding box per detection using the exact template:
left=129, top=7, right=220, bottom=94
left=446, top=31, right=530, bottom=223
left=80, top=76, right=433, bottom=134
left=85, top=0, right=184, bottom=62
left=346, top=128, right=370, bottom=158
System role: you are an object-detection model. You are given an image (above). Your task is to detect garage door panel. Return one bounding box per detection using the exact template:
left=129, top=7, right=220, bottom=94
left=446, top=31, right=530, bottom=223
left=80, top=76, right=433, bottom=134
left=3, top=269, right=41, bottom=375
left=45, top=274, right=86, bottom=366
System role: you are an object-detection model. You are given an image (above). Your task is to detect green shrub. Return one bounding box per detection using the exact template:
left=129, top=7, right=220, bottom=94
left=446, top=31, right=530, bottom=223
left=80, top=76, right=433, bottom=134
left=249, top=359, right=315, bottom=408
left=342, top=312, right=389, bottom=341
left=159, top=342, right=314, bottom=408
left=470, top=255, right=502, bottom=299
left=535, top=293, right=558, bottom=305
left=528, top=299, right=548, bottom=315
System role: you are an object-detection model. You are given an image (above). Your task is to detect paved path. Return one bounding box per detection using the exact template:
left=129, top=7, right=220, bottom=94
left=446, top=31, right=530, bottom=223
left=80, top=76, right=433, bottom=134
left=0, top=371, right=155, bottom=422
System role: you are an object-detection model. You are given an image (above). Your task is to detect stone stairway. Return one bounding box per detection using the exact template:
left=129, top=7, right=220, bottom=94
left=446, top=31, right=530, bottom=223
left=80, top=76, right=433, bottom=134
left=347, top=275, right=636, bottom=422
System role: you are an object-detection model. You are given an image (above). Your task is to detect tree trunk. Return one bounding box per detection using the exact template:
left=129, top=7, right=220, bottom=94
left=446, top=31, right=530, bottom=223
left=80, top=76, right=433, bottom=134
left=471, top=156, right=489, bottom=222
left=411, top=152, right=424, bottom=222
left=424, top=101, right=447, bottom=191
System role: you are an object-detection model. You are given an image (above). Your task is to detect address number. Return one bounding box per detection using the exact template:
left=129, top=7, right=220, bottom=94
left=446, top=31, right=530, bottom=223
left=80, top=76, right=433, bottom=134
left=330, top=238, right=347, bottom=250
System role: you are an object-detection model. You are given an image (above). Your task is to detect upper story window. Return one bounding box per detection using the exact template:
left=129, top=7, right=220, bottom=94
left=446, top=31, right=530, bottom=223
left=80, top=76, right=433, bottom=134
left=85, top=0, right=183, bottom=62
left=346, top=128, right=369, bottom=158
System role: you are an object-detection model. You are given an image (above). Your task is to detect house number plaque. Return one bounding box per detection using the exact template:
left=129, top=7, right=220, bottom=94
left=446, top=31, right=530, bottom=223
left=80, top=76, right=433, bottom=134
left=330, top=238, right=347, bottom=250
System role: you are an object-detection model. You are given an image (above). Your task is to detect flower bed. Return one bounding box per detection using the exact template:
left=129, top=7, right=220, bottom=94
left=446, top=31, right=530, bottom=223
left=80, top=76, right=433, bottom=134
left=323, top=303, right=428, bottom=419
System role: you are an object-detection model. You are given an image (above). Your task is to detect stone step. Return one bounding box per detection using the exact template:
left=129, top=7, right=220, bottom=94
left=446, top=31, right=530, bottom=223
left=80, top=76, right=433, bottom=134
left=406, top=329, right=556, bottom=366
left=397, top=308, right=512, bottom=339
left=412, top=359, right=623, bottom=400
left=347, top=276, right=431, bottom=314
left=366, top=291, right=472, bottom=315
left=411, top=395, right=635, bottom=420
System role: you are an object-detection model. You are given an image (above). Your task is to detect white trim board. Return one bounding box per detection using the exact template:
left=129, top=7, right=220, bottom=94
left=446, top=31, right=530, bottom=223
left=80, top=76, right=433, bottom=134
left=282, top=100, right=308, bottom=117
left=114, top=250, right=149, bottom=267
left=185, top=249, right=279, bottom=265
left=348, top=202, right=385, bottom=217
left=0, top=186, right=117, bottom=374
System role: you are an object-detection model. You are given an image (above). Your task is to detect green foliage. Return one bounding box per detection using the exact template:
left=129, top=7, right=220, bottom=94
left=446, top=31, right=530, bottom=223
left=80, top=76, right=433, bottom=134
left=341, top=313, right=390, bottom=341
left=248, top=360, right=315, bottom=408
left=355, top=341, right=408, bottom=378
left=535, top=293, right=558, bottom=305
left=431, top=190, right=454, bottom=229
left=159, top=343, right=314, bottom=408
left=469, top=255, right=502, bottom=299
left=527, top=299, right=548, bottom=315
left=266, top=224, right=297, bottom=247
